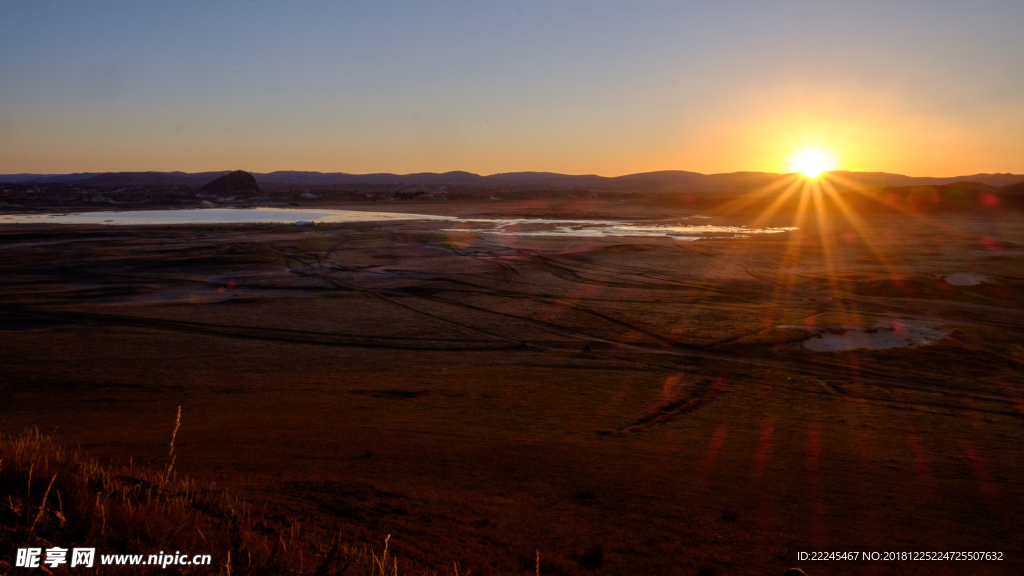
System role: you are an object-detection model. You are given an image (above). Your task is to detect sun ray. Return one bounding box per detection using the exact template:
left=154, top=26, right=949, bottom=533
left=814, top=175, right=895, bottom=274
left=714, top=173, right=803, bottom=218
left=808, top=177, right=846, bottom=305
left=771, top=183, right=815, bottom=310
left=745, top=176, right=808, bottom=229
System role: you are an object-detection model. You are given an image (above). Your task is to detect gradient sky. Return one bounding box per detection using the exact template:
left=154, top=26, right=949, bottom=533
left=1, top=1, right=1022, bottom=176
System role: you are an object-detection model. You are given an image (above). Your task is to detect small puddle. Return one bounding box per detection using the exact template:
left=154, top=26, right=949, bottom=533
left=943, top=273, right=989, bottom=286
left=802, top=320, right=950, bottom=352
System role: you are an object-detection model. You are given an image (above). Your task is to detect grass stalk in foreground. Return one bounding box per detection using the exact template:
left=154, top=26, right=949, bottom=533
left=0, top=429, right=466, bottom=575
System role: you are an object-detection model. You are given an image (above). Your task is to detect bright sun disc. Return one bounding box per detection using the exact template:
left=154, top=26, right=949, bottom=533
left=790, top=148, right=836, bottom=178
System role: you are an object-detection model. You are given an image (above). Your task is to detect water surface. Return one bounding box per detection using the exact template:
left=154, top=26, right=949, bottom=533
left=802, top=321, right=949, bottom=352
left=1, top=208, right=796, bottom=239
left=0, top=207, right=451, bottom=225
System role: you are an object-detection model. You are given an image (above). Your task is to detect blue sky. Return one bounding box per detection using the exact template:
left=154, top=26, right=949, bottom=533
left=1, top=1, right=1022, bottom=175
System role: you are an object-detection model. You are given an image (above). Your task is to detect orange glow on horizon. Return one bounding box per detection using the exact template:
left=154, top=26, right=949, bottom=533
left=789, top=147, right=837, bottom=178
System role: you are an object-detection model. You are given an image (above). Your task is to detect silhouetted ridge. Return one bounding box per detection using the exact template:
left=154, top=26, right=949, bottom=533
left=4, top=169, right=1023, bottom=191
left=78, top=171, right=229, bottom=187
left=200, top=170, right=259, bottom=194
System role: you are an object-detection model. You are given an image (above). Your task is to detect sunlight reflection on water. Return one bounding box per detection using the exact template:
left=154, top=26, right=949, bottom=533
left=451, top=221, right=796, bottom=239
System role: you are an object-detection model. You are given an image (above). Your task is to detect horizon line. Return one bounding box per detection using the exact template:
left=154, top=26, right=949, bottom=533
left=3, top=168, right=1024, bottom=180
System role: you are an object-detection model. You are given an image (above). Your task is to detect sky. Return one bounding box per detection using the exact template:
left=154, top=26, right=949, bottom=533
left=1, top=1, right=1022, bottom=177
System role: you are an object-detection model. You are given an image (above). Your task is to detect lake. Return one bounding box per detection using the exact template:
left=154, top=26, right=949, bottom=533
left=0, top=207, right=796, bottom=239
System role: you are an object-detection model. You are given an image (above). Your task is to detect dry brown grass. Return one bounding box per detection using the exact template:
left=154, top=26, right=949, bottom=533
left=0, top=429, right=461, bottom=575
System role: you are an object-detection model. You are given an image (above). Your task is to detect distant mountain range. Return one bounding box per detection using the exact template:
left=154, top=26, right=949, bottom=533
left=2, top=169, right=1023, bottom=192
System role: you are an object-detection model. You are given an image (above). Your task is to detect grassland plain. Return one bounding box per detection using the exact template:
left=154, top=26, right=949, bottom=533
left=1, top=200, right=1023, bottom=575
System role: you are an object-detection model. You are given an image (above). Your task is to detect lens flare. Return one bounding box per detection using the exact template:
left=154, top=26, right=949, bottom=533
left=790, top=148, right=836, bottom=178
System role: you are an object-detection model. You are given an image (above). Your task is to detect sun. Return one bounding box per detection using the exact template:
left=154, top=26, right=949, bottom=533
left=789, top=148, right=836, bottom=178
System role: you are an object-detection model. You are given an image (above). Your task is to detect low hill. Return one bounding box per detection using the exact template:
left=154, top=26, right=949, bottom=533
left=0, top=173, right=101, bottom=184
left=199, top=170, right=259, bottom=194
left=722, top=180, right=1021, bottom=216
left=999, top=180, right=1024, bottom=195
left=850, top=181, right=1017, bottom=213
left=77, top=171, right=230, bottom=187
